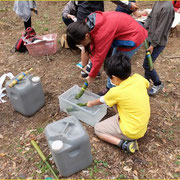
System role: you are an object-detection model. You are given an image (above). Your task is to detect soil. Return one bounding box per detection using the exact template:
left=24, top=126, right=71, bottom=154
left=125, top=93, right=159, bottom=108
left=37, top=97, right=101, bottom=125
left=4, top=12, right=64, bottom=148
left=0, top=1, right=180, bottom=179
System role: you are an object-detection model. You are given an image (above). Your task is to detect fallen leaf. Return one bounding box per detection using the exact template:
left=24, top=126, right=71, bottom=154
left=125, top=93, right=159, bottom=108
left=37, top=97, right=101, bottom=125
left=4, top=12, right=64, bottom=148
left=13, top=161, right=16, bottom=170
left=123, top=166, right=132, bottom=173
left=0, top=134, right=3, bottom=139
left=25, top=147, right=30, bottom=151
left=148, top=170, right=157, bottom=173
left=133, top=170, right=138, bottom=176
left=175, top=168, right=180, bottom=173
left=0, top=153, right=5, bottom=157
left=25, top=143, right=31, bottom=147
left=176, top=112, right=180, bottom=118
left=166, top=172, right=174, bottom=178
left=36, top=169, right=42, bottom=174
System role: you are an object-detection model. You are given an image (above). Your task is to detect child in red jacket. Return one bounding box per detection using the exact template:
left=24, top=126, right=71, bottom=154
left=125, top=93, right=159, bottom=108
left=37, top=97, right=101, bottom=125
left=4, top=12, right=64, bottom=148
left=66, top=11, right=147, bottom=87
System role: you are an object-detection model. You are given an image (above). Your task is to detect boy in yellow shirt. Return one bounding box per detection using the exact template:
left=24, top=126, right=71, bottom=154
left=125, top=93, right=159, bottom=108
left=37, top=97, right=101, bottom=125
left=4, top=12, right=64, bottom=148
left=87, top=53, right=150, bottom=153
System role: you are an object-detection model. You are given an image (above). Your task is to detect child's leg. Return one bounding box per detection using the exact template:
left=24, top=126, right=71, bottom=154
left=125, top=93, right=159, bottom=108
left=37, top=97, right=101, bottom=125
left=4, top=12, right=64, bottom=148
left=24, top=17, right=31, bottom=29
left=94, top=114, right=138, bottom=153
left=94, top=114, right=132, bottom=146
left=81, top=46, right=89, bottom=67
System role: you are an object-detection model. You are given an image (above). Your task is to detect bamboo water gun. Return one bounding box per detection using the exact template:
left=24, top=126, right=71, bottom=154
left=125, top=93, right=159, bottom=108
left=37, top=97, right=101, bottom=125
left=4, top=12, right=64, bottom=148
left=77, top=103, right=87, bottom=107
left=8, top=68, right=33, bottom=88
left=75, top=81, right=88, bottom=99
left=31, top=140, right=59, bottom=179
left=144, top=40, right=153, bottom=71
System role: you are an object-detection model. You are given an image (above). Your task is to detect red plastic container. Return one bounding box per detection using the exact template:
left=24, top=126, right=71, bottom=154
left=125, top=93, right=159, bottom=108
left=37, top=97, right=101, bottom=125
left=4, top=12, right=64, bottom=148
left=25, top=34, right=57, bottom=56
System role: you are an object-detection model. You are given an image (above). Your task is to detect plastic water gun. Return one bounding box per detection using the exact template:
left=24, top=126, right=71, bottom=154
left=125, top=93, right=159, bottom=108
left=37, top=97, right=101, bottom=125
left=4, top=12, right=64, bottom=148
left=8, top=68, right=33, bottom=88
left=75, top=81, right=88, bottom=99
left=144, top=40, right=153, bottom=71
left=31, top=140, right=58, bottom=179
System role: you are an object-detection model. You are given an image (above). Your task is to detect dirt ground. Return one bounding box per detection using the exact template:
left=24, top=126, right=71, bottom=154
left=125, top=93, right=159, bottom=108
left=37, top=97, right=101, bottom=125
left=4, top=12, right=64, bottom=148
left=0, top=1, right=180, bottom=179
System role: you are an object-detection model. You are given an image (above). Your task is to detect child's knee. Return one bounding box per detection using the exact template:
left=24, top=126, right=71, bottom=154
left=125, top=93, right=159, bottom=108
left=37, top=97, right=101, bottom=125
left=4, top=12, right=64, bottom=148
left=94, top=122, right=101, bottom=135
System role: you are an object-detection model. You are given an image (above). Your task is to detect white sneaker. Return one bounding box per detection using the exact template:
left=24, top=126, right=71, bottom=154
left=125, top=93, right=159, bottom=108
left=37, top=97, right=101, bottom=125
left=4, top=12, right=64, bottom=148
left=148, top=83, right=164, bottom=96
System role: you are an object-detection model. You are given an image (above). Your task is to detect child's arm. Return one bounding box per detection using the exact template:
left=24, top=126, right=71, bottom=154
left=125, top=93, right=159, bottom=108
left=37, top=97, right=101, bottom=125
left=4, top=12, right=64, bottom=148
left=87, top=96, right=106, bottom=107
left=87, top=98, right=102, bottom=107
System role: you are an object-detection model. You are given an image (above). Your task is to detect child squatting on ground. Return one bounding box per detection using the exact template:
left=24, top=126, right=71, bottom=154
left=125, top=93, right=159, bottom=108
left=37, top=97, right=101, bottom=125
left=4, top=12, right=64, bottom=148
left=87, top=53, right=150, bottom=153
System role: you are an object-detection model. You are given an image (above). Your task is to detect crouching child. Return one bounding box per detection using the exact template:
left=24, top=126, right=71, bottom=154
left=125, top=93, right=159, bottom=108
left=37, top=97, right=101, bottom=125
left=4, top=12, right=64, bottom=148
left=87, top=53, right=150, bottom=153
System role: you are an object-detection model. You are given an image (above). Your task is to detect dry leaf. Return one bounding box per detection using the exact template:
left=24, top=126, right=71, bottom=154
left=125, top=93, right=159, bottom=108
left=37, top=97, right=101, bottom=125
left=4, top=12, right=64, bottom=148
left=123, top=166, right=132, bottom=173
left=175, top=168, right=180, bottom=173
left=166, top=172, right=174, bottom=178
left=0, top=134, right=3, bottom=139
left=133, top=170, right=138, bottom=176
left=0, top=153, right=5, bottom=157
left=13, top=161, right=16, bottom=170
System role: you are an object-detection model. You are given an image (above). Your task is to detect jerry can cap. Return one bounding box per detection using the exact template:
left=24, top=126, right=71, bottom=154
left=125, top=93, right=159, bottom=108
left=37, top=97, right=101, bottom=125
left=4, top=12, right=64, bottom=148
left=32, top=76, right=40, bottom=83
left=51, top=140, right=63, bottom=151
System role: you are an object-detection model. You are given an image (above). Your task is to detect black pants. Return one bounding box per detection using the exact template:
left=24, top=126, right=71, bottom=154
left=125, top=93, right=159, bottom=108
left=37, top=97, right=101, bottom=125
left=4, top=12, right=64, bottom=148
left=24, top=17, right=31, bottom=29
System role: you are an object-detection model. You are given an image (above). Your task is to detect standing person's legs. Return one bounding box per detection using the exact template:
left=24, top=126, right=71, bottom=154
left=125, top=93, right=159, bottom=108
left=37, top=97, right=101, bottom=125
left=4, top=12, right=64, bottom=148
left=143, top=45, right=165, bottom=96
left=24, top=17, right=31, bottom=29
left=143, top=45, right=165, bottom=84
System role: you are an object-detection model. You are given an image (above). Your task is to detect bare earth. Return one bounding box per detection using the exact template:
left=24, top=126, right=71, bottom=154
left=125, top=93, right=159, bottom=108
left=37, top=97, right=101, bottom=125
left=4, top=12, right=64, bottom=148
left=0, top=1, right=180, bottom=179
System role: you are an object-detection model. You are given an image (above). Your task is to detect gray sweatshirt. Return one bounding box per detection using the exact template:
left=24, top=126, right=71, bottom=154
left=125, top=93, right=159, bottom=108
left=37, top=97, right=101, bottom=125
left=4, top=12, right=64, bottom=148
left=62, top=1, right=77, bottom=19
left=14, top=0, right=37, bottom=22
left=144, top=1, right=174, bottom=47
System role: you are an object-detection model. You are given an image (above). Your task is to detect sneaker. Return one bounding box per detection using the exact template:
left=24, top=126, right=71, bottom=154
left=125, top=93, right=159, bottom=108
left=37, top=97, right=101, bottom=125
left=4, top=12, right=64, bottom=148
left=120, top=140, right=139, bottom=153
left=148, top=83, right=164, bottom=96
left=98, top=87, right=109, bottom=96
left=81, top=61, right=101, bottom=78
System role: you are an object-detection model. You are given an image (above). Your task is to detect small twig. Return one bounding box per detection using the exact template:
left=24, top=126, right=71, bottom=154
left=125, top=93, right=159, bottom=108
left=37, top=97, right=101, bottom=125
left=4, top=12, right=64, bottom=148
left=163, top=56, right=180, bottom=59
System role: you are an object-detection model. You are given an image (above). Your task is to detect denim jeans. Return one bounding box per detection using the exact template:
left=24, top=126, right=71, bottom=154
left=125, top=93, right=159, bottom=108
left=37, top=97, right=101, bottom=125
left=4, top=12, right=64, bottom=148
left=107, top=44, right=142, bottom=89
left=116, top=5, right=133, bottom=15
left=143, top=45, right=165, bottom=86
left=62, top=17, right=74, bottom=26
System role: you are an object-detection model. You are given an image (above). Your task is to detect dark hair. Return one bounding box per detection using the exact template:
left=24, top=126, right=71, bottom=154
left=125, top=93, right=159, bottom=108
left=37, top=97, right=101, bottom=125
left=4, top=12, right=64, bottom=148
left=66, top=21, right=90, bottom=50
left=104, top=53, right=131, bottom=80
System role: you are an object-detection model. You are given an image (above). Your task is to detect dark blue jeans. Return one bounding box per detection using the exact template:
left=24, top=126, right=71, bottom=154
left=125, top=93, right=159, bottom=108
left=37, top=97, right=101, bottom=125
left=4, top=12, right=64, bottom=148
left=116, top=5, right=133, bottom=14
left=62, top=17, right=74, bottom=26
left=143, top=45, right=165, bottom=86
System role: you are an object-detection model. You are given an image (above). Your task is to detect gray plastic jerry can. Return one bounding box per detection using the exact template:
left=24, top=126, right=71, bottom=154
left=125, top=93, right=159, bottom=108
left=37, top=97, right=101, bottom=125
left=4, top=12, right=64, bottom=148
left=6, top=73, right=45, bottom=116
left=45, top=116, right=93, bottom=177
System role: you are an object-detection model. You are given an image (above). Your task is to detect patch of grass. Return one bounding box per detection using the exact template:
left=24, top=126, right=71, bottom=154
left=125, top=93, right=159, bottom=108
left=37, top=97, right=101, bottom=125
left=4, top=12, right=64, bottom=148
left=88, top=159, right=109, bottom=178
left=118, top=174, right=126, bottom=179
left=173, top=173, right=180, bottom=178
left=36, top=127, right=44, bottom=134
left=175, top=161, right=180, bottom=165
left=177, top=155, right=180, bottom=159
left=44, top=27, right=49, bottom=31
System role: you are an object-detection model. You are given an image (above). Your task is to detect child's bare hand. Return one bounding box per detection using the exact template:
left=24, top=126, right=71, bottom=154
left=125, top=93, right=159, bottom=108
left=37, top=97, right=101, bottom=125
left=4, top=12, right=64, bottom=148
left=87, top=101, right=94, bottom=107
left=130, top=2, right=139, bottom=11
left=147, top=45, right=154, bottom=54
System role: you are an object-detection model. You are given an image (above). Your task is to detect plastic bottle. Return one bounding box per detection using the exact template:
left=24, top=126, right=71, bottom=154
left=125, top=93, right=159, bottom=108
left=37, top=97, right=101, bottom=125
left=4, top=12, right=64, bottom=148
left=6, top=73, right=45, bottom=116
left=45, top=116, right=93, bottom=177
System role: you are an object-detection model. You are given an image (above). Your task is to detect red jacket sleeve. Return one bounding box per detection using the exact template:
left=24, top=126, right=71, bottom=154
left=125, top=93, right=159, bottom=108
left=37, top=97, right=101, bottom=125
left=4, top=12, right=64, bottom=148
left=89, top=33, right=114, bottom=77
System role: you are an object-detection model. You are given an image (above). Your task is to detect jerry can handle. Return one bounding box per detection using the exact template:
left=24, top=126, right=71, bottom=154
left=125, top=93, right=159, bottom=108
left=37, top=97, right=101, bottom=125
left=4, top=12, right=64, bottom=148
left=59, top=120, right=75, bottom=139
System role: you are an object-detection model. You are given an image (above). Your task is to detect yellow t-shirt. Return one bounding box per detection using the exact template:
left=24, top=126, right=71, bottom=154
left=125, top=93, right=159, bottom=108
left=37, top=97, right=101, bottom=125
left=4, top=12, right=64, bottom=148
left=104, top=73, right=150, bottom=139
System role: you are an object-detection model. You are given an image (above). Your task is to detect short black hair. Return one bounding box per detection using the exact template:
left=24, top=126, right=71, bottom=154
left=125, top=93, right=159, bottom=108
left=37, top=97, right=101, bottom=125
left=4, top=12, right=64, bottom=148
left=104, top=53, right=131, bottom=80
left=66, top=21, right=90, bottom=50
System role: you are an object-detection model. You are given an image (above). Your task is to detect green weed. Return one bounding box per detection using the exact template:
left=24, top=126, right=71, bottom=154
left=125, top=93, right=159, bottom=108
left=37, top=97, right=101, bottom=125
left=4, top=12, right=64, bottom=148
left=88, top=159, right=109, bottom=178
left=36, top=127, right=44, bottom=134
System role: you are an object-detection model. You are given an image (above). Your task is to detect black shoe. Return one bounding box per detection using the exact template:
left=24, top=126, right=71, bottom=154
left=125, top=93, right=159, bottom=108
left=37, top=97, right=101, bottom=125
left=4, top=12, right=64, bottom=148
left=98, top=87, right=109, bottom=96
left=120, top=140, right=139, bottom=153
